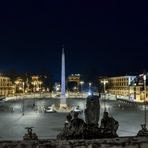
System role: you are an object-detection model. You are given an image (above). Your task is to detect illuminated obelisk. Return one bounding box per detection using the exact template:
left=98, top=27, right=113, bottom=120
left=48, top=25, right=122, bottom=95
left=60, top=47, right=67, bottom=108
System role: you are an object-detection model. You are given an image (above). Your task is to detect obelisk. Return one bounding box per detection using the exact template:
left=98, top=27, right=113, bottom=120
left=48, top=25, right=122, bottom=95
left=60, top=47, right=67, bottom=108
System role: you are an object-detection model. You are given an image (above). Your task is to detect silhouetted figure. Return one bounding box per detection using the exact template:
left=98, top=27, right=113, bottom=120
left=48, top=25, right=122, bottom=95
left=70, top=112, right=85, bottom=136
left=64, top=113, right=72, bottom=128
left=67, top=113, right=72, bottom=122
left=137, top=124, right=148, bottom=137
left=100, top=112, right=119, bottom=137
left=57, top=112, right=85, bottom=139
left=32, top=103, right=35, bottom=109
left=23, top=127, right=38, bottom=140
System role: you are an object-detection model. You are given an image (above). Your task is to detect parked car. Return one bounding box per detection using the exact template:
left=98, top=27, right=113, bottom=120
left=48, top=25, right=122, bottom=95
left=44, top=106, right=56, bottom=113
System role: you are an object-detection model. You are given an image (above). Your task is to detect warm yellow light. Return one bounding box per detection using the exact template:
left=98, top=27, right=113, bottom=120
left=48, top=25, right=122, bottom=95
left=80, top=81, right=84, bottom=85
left=101, top=80, right=108, bottom=85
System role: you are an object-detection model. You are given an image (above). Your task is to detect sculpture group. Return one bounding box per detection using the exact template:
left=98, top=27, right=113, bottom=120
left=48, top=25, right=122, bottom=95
left=57, top=95, right=119, bottom=140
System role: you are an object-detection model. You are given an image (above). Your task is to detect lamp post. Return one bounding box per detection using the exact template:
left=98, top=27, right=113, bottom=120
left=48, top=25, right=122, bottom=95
left=80, top=81, right=84, bottom=97
left=137, top=74, right=148, bottom=136
left=23, top=82, right=25, bottom=94
left=89, top=82, right=92, bottom=91
left=80, top=81, right=84, bottom=91
left=143, top=74, right=147, bottom=128
left=22, top=82, right=25, bottom=116
left=22, top=99, right=24, bottom=116
left=101, top=80, right=108, bottom=112
left=88, top=82, right=92, bottom=95
left=39, top=81, right=42, bottom=97
left=32, top=82, right=36, bottom=109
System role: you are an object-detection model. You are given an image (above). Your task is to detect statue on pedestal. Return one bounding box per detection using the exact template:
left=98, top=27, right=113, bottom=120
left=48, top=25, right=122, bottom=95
left=57, top=95, right=119, bottom=140
left=23, top=127, right=38, bottom=140
left=85, top=95, right=100, bottom=126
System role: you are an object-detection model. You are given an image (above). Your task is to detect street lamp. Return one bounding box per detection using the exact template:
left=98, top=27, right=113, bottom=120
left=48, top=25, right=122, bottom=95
left=143, top=74, right=147, bottom=128
left=89, top=82, right=92, bottom=91
left=89, top=82, right=92, bottom=88
left=101, top=80, right=108, bottom=94
left=23, top=82, right=25, bottom=94
left=101, top=79, right=108, bottom=112
left=22, top=98, right=24, bottom=116
left=22, top=82, right=25, bottom=116
left=32, top=82, right=36, bottom=110
left=80, top=81, right=84, bottom=97
left=88, top=82, right=92, bottom=95
left=80, top=81, right=84, bottom=92
left=137, top=74, right=148, bottom=136
left=39, top=81, right=42, bottom=97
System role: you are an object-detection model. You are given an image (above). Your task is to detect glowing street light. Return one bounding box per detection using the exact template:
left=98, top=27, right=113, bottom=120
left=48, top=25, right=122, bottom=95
left=101, top=80, right=108, bottom=94
left=88, top=82, right=93, bottom=96
left=143, top=74, right=147, bottom=128
left=80, top=81, right=84, bottom=97
left=80, top=81, right=84, bottom=92
left=80, top=81, right=84, bottom=85
left=23, top=82, right=25, bottom=94
left=101, top=79, right=108, bottom=112
left=22, top=98, right=24, bottom=116
left=89, top=82, right=92, bottom=88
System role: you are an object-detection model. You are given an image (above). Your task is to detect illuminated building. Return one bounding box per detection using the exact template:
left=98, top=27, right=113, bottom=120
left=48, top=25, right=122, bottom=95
left=107, top=76, right=136, bottom=97
left=0, top=75, right=15, bottom=96
left=104, top=75, right=148, bottom=102
left=67, top=74, right=81, bottom=85
left=15, top=77, right=25, bottom=93
left=67, top=74, right=81, bottom=91
left=129, top=74, right=148, bottom=102
left=31, top=76, right=43, bottom=92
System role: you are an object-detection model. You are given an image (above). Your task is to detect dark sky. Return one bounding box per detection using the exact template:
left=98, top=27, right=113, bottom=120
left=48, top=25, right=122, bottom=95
left=0, top=0, right=146, bottom=80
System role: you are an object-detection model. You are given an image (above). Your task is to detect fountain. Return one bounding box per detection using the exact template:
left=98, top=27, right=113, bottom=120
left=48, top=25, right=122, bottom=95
left=57, top=95, right=119, bottom=139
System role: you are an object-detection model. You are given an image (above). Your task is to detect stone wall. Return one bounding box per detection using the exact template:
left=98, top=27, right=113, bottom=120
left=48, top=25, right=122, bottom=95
left=0, top=137, right=148, bottom=148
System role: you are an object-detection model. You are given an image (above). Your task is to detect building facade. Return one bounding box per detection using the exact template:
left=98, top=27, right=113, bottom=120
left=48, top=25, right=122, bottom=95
left=103, top=75, right=148, bottom=102
left=129, top=74, right=148, bottom=102
left=0, top=76, right=15, bottom=96
left=67, top=74, right=81, bottom=85
left=67, top=74, right=81, bottom=92
left=31, top=75, right=43, bottom=92
left=107, top=76, right=136, bottom=97
left=15, top=77, right=25, bottom=93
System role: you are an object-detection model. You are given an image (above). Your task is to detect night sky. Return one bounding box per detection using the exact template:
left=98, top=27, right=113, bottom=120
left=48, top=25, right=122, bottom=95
left=0, top=1, right=146, bottom=80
